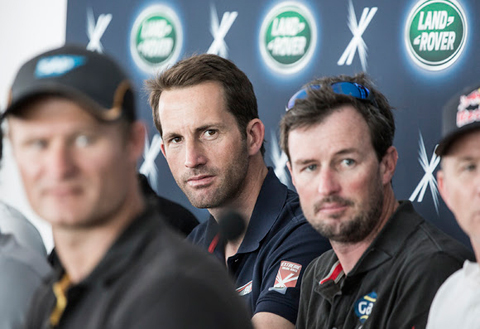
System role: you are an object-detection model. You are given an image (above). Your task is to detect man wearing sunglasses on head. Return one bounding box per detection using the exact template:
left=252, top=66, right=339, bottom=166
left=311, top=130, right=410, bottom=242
left=280, top=73, right=474, bottom=329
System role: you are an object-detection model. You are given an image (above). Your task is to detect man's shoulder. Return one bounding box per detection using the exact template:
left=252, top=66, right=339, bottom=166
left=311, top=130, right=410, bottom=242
left=0, top=233, right=51, bottom=278
left=110, top=227, right=252, bottom=325
left=381, top=201, right=473, bottom=263
left=187, top=219, right=209, bottom=244
left=405, top=213, right=474, bottom=262
left=135, top=224, right=224, bottom=281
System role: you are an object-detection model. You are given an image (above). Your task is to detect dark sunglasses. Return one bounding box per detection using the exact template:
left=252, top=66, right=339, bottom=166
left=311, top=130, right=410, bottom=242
left=286, top=81, right=379, bottom=111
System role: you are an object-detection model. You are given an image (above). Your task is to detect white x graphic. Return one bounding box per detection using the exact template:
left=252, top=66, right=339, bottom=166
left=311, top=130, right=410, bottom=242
left=268, top=130, right=290, bottom=186
left=337, top=0, right=377, bottom=72
left=409, top=132, right=441, bottom=213
left=207, top=4, right=238, bottom=58
left=86, top=7, right=112, bottom=53
left=275, top=273, right=299, bottom=288
left=139, top=133, right=163, bottom=193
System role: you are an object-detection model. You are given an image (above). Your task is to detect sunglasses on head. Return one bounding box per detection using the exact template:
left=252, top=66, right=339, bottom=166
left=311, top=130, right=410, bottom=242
left=286, top=81, right=379, bottom=111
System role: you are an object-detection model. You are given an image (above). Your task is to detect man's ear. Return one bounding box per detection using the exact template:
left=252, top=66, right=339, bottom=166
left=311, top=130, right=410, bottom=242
left=437, top=169, right=452, bottom=210
left=245, top=118, right=265, bottom=156
left=380, top=146, right=398, bottom=185
left=160, top=141, right=166, bottom=158
left=287, top=161, right=296, bottom=187
left=129, top=121, right=146, bottom=162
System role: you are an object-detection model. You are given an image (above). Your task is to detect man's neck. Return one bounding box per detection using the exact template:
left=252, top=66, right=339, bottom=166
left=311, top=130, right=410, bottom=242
left=332, top=188, right=399, bottom=274
left=54, top=189, right=145, bottom=284
left=209, top=158, right=269, bottom=262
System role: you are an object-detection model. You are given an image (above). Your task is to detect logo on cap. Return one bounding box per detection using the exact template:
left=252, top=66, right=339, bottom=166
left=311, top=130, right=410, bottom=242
left=405, top=0, right=467, bottom=71
left=457, top=88, right=480, bottom=128
left=259, top=2, right=317, bottom=75
left=35, top=55, right=86, bottom=78
left=130, top=5, right=183, bottom=74
left=354, top=292, right=377, bottom=324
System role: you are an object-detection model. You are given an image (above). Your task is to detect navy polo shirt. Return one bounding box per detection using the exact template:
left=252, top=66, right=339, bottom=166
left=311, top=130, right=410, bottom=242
left=188, top=168, right=331, bottom=324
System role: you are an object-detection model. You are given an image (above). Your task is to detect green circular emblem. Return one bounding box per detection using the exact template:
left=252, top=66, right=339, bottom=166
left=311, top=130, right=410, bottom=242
left=130, top=5, right=183, bottom=74
left=405, top=0, right=467, bottom=71
left=259, top=2, right=317, bottom=74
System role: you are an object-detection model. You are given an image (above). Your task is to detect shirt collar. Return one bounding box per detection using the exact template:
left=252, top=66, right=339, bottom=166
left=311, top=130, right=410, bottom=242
left=237, top=167, right=288, bottom=253
left=50, top=205, right=162, bottom=287
left=349, top=200, right=423, bottom=276
left=204, top=167, right=288, bottom=255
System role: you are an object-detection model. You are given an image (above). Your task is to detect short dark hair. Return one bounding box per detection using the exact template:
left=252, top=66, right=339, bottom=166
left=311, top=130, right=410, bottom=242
left=280, top=73, right=395, bottom=161
left=146, top=54, right=264, bottom=155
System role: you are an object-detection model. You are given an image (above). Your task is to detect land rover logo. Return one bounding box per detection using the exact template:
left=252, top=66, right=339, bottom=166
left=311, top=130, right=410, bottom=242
left=130, top=5, right=183, bottom=74
left=259, top=2, right=317, bottom=75
left=405, top=0, right=467, bottom=71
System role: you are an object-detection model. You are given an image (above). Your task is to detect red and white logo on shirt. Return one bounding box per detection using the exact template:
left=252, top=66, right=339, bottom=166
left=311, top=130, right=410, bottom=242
left=236, top=281, right=253, bottom=296
left=273, top=261, right=302, bottom=288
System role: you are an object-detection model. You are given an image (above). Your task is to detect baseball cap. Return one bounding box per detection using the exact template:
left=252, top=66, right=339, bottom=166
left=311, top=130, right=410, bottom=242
left=436, top=83, right=480, bottom=156
left=3, top=44, right=135, bottom=122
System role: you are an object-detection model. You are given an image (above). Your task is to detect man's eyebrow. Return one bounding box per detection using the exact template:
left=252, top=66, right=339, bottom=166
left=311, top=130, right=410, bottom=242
left=162, top=122, right=228, bottom=141
left=292, top=148, right=360, bottom=167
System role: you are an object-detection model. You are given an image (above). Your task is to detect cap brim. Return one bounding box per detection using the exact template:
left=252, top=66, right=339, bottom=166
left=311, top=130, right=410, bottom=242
left=436, top=121, right=480, bottom=156
left=4, top=82, right=122, bottom=122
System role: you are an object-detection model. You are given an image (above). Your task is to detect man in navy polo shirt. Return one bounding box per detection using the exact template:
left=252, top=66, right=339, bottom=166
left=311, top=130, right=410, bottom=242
left=147, top=54, right=330, bottom=329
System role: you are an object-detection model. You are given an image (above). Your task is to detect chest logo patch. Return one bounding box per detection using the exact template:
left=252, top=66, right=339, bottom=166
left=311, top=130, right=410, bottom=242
left=236, top=281, right=253, bottom=296
left=354, top=291, right=377, bottom=324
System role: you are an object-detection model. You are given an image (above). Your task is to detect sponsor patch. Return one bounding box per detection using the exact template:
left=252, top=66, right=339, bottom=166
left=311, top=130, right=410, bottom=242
left=270, top=260, right=302, bottom=292
left=405, top=0, right=468, bottom=71
left=354, top=292, right=377, bottom=324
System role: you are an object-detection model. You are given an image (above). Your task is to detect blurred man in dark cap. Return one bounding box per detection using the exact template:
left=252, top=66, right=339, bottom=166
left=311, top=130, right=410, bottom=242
left=4, top=44, right=252, bottom=329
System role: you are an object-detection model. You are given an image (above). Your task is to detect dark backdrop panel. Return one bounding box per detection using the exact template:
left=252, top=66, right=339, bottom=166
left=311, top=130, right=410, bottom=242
left=65, top=0, right=478, bottom=248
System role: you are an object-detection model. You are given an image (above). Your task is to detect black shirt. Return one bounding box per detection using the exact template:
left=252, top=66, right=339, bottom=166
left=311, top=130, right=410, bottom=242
left=26, top=206, right=253, bottom=329
left=297, top=201, right=474, bottom=329
left=139, top=173, right=199, bottom=236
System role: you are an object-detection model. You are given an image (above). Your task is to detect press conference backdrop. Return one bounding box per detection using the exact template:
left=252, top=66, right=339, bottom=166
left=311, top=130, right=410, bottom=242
left=65, top=0, right=478, bottom=248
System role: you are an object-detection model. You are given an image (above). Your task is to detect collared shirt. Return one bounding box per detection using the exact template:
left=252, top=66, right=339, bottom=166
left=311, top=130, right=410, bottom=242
left=188, top=168, right=331, bottom=324
left=297, top=201, right=474, bottom=329
left=427, top=260, right=480, bottom=329
left=25, top=205, right=253, bottom=329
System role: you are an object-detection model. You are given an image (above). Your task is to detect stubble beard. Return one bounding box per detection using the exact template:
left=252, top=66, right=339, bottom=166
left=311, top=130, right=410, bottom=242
left=180, top=142, right=250, bottom=209
left=310, top=178, right=384, bottom=244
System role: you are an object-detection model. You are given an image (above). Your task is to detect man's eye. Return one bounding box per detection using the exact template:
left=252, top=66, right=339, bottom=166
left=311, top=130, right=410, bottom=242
left=462, top=163, right=477, bottom=172
left=30, top=140, right=48, bottom=150
left=342, top=159, right=356, bottom=167
left=204, top=129, right=217, bottom=137
left=304, top=164, right=317, bottom=172
left=75, top=135, right=94, bottom=147
left=170, top=137, right=182, bottom=144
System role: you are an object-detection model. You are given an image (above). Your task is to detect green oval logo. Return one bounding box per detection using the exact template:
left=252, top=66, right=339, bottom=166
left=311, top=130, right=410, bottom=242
left=405, top=0, right=467, bottom=71
left=130, top=5, right=183, bottom=74
left=259, top=2, right=317, bottom=75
